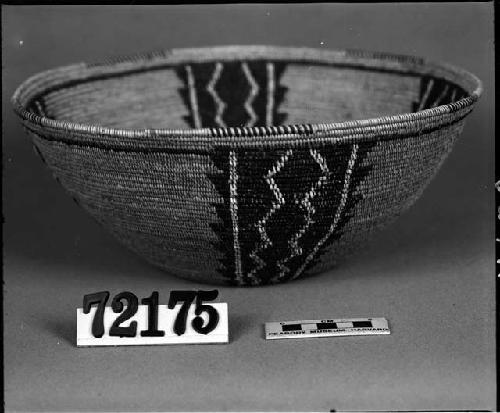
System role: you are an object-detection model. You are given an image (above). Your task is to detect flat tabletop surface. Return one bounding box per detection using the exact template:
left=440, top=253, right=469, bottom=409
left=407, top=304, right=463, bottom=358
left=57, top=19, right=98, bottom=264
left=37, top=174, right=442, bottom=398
left=2, top=4, right=495, bottom=411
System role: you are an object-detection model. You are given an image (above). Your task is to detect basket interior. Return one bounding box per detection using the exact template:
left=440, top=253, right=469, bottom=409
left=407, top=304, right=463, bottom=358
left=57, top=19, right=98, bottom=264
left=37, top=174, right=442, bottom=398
left=28, top=58, right=469, bottom=130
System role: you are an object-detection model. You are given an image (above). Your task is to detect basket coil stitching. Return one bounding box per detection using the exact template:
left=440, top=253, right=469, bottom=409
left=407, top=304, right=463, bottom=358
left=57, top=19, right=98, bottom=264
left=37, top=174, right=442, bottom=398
left=12, top=46, right=482, bottom=146
left=11, top=46, right=483, bottom=285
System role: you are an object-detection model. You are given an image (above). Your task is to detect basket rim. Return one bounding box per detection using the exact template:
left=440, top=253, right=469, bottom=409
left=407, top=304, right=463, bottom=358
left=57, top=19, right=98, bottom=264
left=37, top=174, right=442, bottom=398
left=11, top=45, right=483, bottom=149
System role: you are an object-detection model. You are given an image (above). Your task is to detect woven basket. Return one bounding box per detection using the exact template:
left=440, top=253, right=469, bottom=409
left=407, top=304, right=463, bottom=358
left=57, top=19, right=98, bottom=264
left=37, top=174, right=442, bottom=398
left=12, top=46, right=482, bottom=286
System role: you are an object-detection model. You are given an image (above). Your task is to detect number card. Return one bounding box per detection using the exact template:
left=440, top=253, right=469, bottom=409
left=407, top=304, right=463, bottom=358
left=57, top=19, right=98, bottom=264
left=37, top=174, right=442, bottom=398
left=77, top=290, right=228, bottom=346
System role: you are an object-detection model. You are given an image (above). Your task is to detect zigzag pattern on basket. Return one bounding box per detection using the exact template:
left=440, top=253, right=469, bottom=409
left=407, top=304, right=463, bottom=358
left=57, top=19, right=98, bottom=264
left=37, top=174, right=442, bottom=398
left=412, top=76, right=467, bottom=112
left=176, top=60, right=288, bottom=128
left=177, top=60, right=380, bottom=284
left=209, top=142, right=376, bottom=285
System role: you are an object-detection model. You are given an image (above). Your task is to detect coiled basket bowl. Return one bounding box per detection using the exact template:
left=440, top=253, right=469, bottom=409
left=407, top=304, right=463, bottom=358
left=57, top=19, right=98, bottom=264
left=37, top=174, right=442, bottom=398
left=12, top=46, right=482, bottom=286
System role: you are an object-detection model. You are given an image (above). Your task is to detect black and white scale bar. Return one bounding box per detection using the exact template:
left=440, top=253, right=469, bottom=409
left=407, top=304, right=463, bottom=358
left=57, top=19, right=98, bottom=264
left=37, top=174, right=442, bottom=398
left=265, top=317, right=390, bottom=340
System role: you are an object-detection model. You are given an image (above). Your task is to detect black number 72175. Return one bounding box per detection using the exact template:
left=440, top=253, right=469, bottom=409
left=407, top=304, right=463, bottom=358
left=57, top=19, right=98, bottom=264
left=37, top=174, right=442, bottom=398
left=82, top=290, right=220, bottom=339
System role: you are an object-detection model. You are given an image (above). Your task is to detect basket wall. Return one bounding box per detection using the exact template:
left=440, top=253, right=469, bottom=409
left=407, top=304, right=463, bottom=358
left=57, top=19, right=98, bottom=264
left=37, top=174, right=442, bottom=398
left=13, top=46, right=481, bottom=286
left=28, top=118, right=464, bottom=285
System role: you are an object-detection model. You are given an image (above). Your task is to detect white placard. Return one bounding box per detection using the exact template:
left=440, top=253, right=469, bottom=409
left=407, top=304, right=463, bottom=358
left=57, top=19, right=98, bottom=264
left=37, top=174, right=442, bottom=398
left=265, top=317, right=390, bottom=340
left=77, top=303, right=228, bottom=346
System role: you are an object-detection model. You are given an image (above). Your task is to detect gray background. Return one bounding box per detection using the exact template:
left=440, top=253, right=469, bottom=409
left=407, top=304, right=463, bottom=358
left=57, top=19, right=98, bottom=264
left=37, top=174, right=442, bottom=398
left=2, top=3, right=495, bottom=411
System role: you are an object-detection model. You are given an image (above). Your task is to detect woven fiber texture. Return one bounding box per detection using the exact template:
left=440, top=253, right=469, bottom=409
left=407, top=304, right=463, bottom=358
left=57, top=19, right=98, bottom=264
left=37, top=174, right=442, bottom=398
left=12, top=46, right=482, bottom=286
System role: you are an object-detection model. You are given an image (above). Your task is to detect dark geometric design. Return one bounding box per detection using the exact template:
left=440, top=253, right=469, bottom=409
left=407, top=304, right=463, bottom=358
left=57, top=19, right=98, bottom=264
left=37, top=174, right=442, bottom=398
left=175, top=59, right=377, bottom=284
left=207, top=147, right=239, bottom=285
left=208, top=142, right=376, bottom=285
left=269, top=63, right=288, bottom=127
left=28, top=97, right=48, bottom=117
left=301, top=142, right=376, bottom=279
left=176, top=60, right=288, bottom=128
left=412, top=76, right=467, bottom=112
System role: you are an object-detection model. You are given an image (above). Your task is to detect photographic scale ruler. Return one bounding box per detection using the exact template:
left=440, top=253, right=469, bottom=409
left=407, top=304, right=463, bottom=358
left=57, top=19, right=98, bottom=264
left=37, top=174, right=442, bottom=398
left=265, top=317, right=390, bottom=340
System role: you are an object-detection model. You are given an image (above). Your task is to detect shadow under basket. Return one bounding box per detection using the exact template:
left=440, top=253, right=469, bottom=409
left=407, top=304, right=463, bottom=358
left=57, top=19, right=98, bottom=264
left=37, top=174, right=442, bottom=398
left=12, top=46, right=482, bottom=286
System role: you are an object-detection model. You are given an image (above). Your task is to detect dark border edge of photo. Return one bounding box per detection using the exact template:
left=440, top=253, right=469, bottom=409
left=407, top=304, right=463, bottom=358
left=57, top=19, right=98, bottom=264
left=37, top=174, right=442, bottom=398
left=0, top=0, right=495, bottom=5
left=1, top=3, right=5, bottom=412
left=495, top=0, right=499, bottom=411
left=0, top=1, right=497, bottom=413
